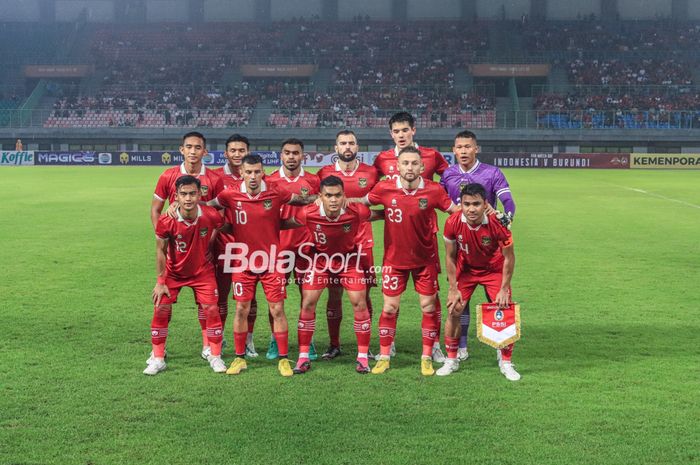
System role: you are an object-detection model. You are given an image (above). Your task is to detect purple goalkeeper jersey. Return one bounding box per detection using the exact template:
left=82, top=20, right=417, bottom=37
left=440, top=160, right=516, bottom=216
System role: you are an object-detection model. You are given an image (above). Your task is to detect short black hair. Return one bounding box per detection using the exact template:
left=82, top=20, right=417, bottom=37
left=389, top=111, right=415, bottom=129
left=455, top=130, right=478, bottom=142
left=176, top=175, right=201, bottom=191
left=335, top=129, right=356, bottom=141
left=242, top=154, right=263, bottom=166
left=320, top=175, right=344, bottom=191
left=398, top=146, right=420, bottom=158
left=460, top=183, right=487, bottom=201
left=281, top=138, right=304, bottom=150
left=182, top=131, right=206, bottom=146
left=225, top=134, right=250, bottom=149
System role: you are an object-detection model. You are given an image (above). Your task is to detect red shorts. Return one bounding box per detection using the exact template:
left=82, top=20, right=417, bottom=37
left=381, top=263, right=439, bottom=297
left=302, top=265, right=366, bottom=292
left=231, top=270, right=286, bottom=303
left=216, top=259, right=232, bottom=302
left=359, top=248, right=377, bottom=287
left=161, top=273, right=218, bottom=305
left=458, top=272, right=509, bottom=302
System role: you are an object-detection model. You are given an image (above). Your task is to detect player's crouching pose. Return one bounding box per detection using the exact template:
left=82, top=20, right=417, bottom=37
left=285, top=176, right=383, bottom=374
left=438, top=183, right=520, bottom=381
left=145, top=175, right=226, bottom=375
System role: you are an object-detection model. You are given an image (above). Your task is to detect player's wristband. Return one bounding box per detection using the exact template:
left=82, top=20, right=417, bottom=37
left=157, top=276, right=166, bottom=285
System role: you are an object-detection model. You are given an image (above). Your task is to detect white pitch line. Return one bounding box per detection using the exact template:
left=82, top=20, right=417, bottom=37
left=618, top=186, right=700, bottom=209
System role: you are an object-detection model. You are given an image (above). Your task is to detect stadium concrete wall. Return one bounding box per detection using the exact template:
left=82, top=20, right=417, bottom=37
left=689, top=1, right=700, bottom=20
left=146, top=0, right=190, bottom=22
left=3, top=0, right=698, bottom=22
left=407, top=0, right=461, bottom=19
left=204, top=0, right=256, bottom=21
left=477, top=0, right=529, bottom=20
left=0, top=0, right=40, bottom=21
left=547, top=0, right=600, bottom=20
left=270, top=0, right=322, bottom=21
left=618, top=0, right=671, bottom=20
left=338, top=0, right=392, bottom=20
left=55, top=0, right=114, bottom=22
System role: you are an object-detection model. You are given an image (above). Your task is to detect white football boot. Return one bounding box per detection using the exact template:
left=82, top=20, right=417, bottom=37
left=143, top=358, right=166, bottom=376
left=436, top=358, right=459, bottom=377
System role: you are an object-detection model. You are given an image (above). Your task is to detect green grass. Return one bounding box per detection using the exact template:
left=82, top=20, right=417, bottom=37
left=1, top=167, right=699, bottom=465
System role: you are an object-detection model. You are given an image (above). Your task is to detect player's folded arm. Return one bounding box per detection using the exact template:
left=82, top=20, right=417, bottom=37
left=281, top=217, right=303, bottom=230
left=369, top=209, right=385, bottom=221
left=206, top=197, right=222, bottom=209
left=288, top=193, right=318, bottom=206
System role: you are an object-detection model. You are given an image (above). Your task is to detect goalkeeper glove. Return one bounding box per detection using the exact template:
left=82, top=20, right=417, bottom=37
left=496, top=211, right=513, bottom=230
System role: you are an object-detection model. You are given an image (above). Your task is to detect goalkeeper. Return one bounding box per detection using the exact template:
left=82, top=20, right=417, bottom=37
left=440, top=130, right=516, bottom=361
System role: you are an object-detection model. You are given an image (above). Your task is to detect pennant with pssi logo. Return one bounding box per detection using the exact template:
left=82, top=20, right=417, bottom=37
left=476, top=303, right=521, bottom=349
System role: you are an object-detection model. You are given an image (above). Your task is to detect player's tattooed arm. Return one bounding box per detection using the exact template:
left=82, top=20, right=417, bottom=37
left=443, top=239, right=463, bottom=314
left=347, top=196, right=371, bottom=206
left=151, top=198, right=166, bottom=230
left=288, top=194, right=318, bottom=206
left=153, top=237, right=171, bottom=305
left=495, top=243, right=515, bottom=309
left=281, top=218, right=303, bottom=230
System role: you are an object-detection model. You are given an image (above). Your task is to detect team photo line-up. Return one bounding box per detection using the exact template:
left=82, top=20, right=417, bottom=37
left=146, top=111, right=521, bottom=381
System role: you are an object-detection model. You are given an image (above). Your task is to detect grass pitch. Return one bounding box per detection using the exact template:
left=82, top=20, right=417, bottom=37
left=1, top=167, right=699, bottom=465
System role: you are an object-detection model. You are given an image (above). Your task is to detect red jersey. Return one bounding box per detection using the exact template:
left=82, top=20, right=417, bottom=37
left=155, top=205, right=222, bottom=280
left=295, top=203, right=372, bottom=269
left=215, top=180, right=293, bottom=257
left=317, top=161, right=379, bottom=249
left=211, top=164, right=244, bottom=251
left=366, top=178, right=453, bottom=269
left=443, top=212, right=513, bottom=277
left=153, top=163, right=224, bottom=204
left=212, top=163, right=244, bottom=191
left=373, top=145, right=449, bottom=182
left=267, top=168, right=320, bottom=251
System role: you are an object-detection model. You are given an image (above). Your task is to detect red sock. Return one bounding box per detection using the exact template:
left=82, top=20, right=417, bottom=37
left=353, top=310, right=371, bottom=356
left=274, top=331, right=289, bottom=358
left=247, top=299, right=257, bottom=335
left=218, top=302, right=228, bottom=329
left=297, top=310, right=316, bottom=356
left=205, top=304, right=223, bottom=356
left=445, top=336, right=459, bottom=359
left=197, top=304, right=208, bottom=346
left=151, top=304, right=172, bottom=357
left=233, top=331, right=247, bottom=357
left=326, top=304, right=342, bottom=347
left=421, top=312, right=438, bottom=357
left=433, top=297, right=443, bottom=340
left=501, top=343, right=514, bottom=362
left=378, top=311, right=397, bottom=356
